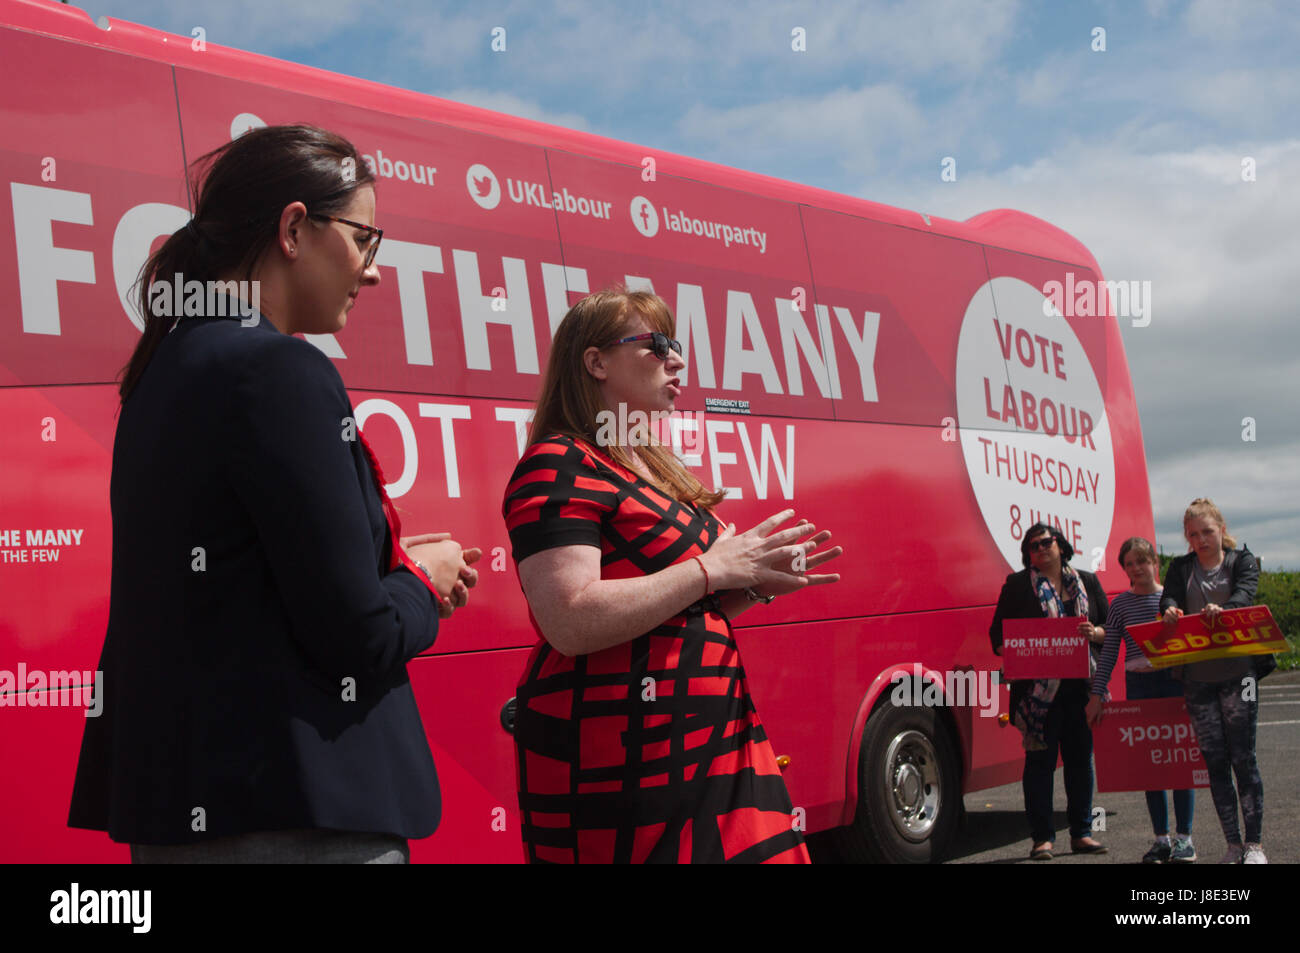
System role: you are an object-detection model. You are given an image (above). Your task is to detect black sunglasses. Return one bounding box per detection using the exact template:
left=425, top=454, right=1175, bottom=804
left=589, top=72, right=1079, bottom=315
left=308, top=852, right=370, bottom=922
left=309, top=213, right=383, bottom=269
left=607, top=331, right=682, bottom=360
left=1028, top=537, right=1057, bottom=553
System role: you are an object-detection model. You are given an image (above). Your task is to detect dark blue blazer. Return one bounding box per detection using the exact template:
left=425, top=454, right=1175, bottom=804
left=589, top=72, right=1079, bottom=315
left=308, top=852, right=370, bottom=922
left=69, top=311, right=441, bottom=844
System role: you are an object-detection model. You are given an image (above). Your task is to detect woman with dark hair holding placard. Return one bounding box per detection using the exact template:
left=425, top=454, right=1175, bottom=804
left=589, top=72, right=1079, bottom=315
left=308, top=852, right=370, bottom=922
left=1160, top=498, right=1265, bottom=864
left=989, top=522, right=1109, bottom=860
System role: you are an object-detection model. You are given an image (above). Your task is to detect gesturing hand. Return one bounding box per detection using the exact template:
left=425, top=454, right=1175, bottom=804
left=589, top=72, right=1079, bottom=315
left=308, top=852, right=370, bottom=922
left=756, top=525, right=842, bottom=597
left=700, top=510, right=842, bottom=595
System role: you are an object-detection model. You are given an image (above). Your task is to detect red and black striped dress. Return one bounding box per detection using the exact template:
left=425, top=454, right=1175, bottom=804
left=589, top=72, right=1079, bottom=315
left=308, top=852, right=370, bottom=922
left=502, top=434, right=809, bottom=864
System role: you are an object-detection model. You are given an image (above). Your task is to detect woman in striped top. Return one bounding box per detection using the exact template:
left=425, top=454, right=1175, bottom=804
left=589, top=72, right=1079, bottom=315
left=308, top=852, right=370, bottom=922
left=1086, top=537, right=1196, bottom=863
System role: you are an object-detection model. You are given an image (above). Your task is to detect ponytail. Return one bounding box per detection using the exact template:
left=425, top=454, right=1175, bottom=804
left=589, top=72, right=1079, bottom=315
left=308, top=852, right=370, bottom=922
left=119, top=223, right=213, bottom=401
left=118, top=124, right=375, bottom=403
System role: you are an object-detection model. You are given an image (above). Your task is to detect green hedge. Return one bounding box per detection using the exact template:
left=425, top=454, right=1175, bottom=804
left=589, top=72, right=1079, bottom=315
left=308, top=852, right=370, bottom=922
left=1257, top=571, right=1300, bottom=670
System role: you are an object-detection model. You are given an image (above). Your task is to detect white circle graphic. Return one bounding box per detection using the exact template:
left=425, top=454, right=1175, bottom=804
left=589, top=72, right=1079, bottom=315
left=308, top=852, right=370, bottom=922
left=230, top=113, right=266, bottom=139
left=629, top=195, right=658, bottom=237
left=956, top=277, right=1115, bottom=572
left=466, top=163, right=500, bottom=209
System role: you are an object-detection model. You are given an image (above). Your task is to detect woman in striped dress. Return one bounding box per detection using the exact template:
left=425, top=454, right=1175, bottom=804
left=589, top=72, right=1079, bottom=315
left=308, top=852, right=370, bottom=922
left=501, top=288, right=842, bottom=863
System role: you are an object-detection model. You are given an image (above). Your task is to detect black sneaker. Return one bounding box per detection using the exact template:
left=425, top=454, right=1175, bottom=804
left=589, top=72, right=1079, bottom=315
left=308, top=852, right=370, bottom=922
left=1170, top=838, right=1197, bottom=863
left=1142, top=840, right=1172, bottom=864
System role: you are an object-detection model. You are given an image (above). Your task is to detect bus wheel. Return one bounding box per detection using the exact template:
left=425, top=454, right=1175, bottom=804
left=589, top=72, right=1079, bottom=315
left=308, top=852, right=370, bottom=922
left=838, top=702, right=961, bottom=863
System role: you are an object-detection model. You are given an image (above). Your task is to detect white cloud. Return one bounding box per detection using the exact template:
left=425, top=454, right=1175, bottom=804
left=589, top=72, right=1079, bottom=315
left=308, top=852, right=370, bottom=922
left=375, top=0, right=1028, bottom=103
left=93, top=0, right=369, bottom=52
left=1143, top=0, right=1178, bottom=17
left=1015, top=63, right=1073, bottom=108
left=1148, top=442, right=1300, bottom=569
left=677, top=84, right=923, bottom=174
left=880, top=138, right=1300, bottom=334
left=1175, top=67, right=1300, bottom=127
left=1184, top=0, right=1247, bottom=39
left=806, top=0, right=1025, bottom=78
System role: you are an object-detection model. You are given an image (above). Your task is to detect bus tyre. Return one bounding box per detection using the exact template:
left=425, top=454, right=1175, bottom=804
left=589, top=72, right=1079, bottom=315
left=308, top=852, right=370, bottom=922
left=840, top=702, right=961, bottom=863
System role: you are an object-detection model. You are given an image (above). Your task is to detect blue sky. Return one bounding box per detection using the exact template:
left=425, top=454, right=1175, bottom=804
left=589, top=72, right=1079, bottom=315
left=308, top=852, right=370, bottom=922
left=83, top=0, right=1300, bottom=567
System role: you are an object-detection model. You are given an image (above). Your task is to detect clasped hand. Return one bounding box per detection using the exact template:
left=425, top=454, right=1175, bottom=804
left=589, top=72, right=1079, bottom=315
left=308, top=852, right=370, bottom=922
left=401, top=533, right=482, bottom=618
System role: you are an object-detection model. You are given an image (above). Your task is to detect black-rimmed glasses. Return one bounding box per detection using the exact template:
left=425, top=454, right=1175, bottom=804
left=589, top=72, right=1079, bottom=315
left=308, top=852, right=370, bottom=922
left=606, top=331, right=682, bottom=360
left=310, top=214, right=383, bottom=269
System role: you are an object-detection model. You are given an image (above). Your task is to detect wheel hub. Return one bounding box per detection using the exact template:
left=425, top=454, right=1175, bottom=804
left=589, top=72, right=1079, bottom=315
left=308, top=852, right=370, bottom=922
left=884, top=729, right=942, bottom=841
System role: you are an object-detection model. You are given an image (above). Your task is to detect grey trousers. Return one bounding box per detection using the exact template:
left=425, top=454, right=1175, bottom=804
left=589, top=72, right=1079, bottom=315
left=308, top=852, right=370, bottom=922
left=130, top=829, right=409, bottom=864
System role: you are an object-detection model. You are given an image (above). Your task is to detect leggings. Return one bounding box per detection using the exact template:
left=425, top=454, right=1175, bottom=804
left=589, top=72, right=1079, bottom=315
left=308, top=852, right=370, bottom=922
left=1184, top=678, right=1262, bottom=845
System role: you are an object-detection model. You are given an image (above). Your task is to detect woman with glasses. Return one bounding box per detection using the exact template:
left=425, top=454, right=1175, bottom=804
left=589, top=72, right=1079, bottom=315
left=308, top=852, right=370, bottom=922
left=69, top=124, right=479, bottom=863
left=989, top=523, right=1109, bottom=860
left=502, top=288, right=841, bottom=863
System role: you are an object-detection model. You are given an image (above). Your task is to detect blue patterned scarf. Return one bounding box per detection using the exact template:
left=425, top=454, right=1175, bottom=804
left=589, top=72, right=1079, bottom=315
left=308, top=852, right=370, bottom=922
left=1013, top=565, right=1090, bottom=751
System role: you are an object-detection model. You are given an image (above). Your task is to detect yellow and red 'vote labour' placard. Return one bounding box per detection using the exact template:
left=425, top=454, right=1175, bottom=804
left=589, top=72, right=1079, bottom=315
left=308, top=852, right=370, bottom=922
left=1127, top=606, right=1285, bottom=670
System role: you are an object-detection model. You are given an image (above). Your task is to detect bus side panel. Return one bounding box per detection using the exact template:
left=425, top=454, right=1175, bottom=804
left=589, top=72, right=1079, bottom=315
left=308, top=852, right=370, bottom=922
left=0, top=692, right=127, bottom=861
left=737, top=605, right=1025, bottom=835
left=337, top=392, right=541, bottom=657
left=0, top=26, right=190, bottom=388
left=541, top=147, right=835, bottom=423
left=0, top=386, right=115, bottom=677
left=0, top=25, right=188, bottom=863
left=981, top=247, right=1155, bottom=584
left=407, top=647, right=532, bottom=863
left=798, top=204, right=1002, bottom=429
left=0, top=645, right=533, bottom=863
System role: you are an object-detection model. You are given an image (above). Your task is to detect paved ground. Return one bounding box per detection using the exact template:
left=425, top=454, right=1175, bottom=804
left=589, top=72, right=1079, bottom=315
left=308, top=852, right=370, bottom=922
left=808, top=669, right=1300, bottom=864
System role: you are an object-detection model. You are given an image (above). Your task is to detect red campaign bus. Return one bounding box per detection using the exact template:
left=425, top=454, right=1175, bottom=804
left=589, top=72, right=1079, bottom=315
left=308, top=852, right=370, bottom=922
left=0, top=0, right=1153, bottom=862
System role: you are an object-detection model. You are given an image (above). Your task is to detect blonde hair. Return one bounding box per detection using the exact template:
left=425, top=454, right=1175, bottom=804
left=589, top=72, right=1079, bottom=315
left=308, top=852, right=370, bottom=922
left=1183, top=497, right=1237, bottom=551
left=528, top=287, right=726, bottom=511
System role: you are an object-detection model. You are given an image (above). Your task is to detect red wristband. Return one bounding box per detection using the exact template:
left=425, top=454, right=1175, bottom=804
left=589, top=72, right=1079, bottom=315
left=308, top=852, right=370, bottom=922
left=691, top=555, right=710, bottom=598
